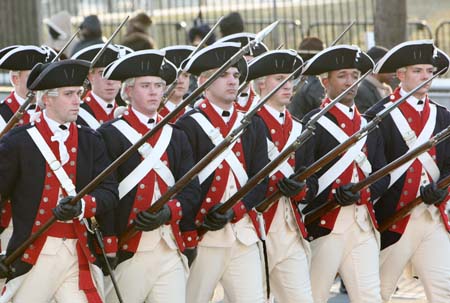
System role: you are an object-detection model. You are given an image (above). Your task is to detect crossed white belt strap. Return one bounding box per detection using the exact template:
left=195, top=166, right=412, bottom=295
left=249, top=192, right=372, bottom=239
left=316, top=115, right=371, bottom=196
left=78, top=107, right=101, bottom=129
left=112, top=120, right=175, bottom=199
left=191, top=112, right=248, bottom=186
left=27, top=127, right=86, bottom=220
left=386, top=103, right=439, bottom=188
left=266, top=120, right=303, bottom=178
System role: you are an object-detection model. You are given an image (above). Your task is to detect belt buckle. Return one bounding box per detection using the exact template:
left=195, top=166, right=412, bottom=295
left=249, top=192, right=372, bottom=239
left=49, top=160, right=61, bottom=171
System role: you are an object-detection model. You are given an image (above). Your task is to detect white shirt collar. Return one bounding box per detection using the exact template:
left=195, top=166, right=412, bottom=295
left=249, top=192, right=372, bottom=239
left=131, top=107, right=157, bottom=129
left=165, top=100, right=177, bottom=112
left=237, top=86, right=251, bottom=107
left=209, top=101, right=234, bottom=123
left=400, top=87, right=425, bottom=112
left=335, top=102, right=355, bottom=120
left=91, top=91, right=115, bottom=115
left=43, top=110, right=70, bottom=134
left=13, top=91, right=26, bottom=106
left=264, top=104, right=285, bottom=124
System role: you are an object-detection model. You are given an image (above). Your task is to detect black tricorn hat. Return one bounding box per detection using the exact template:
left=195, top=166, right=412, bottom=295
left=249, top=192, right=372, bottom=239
left=161, top=45, right=195, bottom=68
left=102, top=49, right=177, bottom=85
left=374, top=40, right=450, bottom=74
left=0, top=45, right=57, bottom=71
left=215, top=32, right=269, bottom=57
left=302, top=45, right=374, bottom=76
left=71, top=43, right=133, bottom=68
left=247, top=50, right=303, bottom=81
left=181, top=42, right=248, bottom=83
left=27, top=59, right=90, bottom=90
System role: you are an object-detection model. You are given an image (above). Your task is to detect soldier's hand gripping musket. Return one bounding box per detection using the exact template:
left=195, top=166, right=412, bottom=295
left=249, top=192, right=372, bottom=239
left=378, top=173, right=450, bottom=232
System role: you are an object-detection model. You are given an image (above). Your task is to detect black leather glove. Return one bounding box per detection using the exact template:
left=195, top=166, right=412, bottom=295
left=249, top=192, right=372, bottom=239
left=0, top=254, right=14, bottom=279
left=99, top=254, right=118, bottom=276
left=334, top=183, right=360, bottom=206
left=202, top=204, right=235, bottom=231
left=420, top=182, right=447, bottom=205
left=134, top=204, right=171, bottom=232
left=52, top=196, right=82, bottom=221
left=183, top=247, right=197, bottom=267
left=277, top=176, right=306, bottom=198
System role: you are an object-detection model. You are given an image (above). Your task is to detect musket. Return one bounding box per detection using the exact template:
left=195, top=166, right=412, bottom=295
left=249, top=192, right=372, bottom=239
left=255, top=69, right=445, bottom=213
left=91, top=219, right=123, bottom=303
left=303, top=124, right=450, bottom=226
left=378, top=174, right=450, bottom=232
left=2, top=21, right=278, bottom=267
left=193, top=69, right=371, bottom=239
left=0, top=29, right=81, bottom=138
left=80, top=16, right=130, bottom=99
left=329, top=20, right=355, bottom=46
left=161, top=16, right=224, bottom=104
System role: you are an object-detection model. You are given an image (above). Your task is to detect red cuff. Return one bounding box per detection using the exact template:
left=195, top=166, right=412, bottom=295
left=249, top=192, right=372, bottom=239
left=231, top=201, right=247, bottom=223
left=95, top=236, right=118, bottom=254
left=291, top=187, right=307, bottom=203
left=83, top=195, right=97, bottom=218
left=182, top=230, right=199, bottom=248
left=167, top=199, right=183, bottom=225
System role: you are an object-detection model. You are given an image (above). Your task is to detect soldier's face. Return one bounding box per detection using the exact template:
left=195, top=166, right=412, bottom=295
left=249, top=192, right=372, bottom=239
left=11, top=70, right=31, bottom=99
left=202, top=67, right=240, bottom=105
left=322, top=68, right=360, bottom=105
left=397, top=64, right=434, bottom=99
left=170, top=71, right=190, bottom=101
left=44, top=86, right=82, bottom=124
left=259, top=73, right=293, bottom=106
left=88, top=67, right=121, bottom=102
left=127, top=76, right=165, bottom=116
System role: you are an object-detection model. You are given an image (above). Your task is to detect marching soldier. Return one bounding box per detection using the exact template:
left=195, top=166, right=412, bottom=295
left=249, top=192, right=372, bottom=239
left=301, top=45, right=388, bottom=303
left=176, top=42, right=269, bottom=303
left=71, top=44, right=132, bottom=129
left=0, top=44, right=56, bottom=252
left=159, top=45, right=195, bottom=122
left=98, top=49, right=201, bottom=303
left=0, top=45, right=56, bottom=131
left=0, top=59, right=119, bottom=302
left=365, top=40, right=450, bottom=303
left=215, top=33, right=269, bottom=112
left=249, top=49, right=314, bottom=302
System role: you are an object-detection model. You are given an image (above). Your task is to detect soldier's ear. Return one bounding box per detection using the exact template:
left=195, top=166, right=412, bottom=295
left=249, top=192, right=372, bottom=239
left=320, top=76, right=329, bottom=89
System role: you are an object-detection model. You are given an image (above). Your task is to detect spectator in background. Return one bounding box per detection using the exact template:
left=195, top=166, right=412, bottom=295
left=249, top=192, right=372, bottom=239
left=187, top=15, right=217, bottom=97
left=126, top=11, right=152, bottom=35
left=188, top=13, right=216, bottom=47
left=288, top=36, right=325, bottom=120
left=355, top=46, right=395, bottom=113
left=188, top=23, right=216, bottom=46
left=219, top=12, right=244, bottom=37
left=121, top=32, right=155, bottom=50
left=71, top=15, right=104, bottom=55
left=121, top=11, right=156, bottom=50
left=43, top=11, right=79, bottom=59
